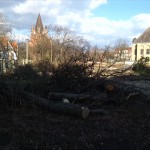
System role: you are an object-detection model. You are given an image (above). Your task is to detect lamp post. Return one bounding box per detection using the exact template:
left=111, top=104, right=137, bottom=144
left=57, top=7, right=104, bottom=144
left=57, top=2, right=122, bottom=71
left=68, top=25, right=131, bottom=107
left=25, top=39, right=29, bottom=64
left=50, top=40, right=52, bottom=63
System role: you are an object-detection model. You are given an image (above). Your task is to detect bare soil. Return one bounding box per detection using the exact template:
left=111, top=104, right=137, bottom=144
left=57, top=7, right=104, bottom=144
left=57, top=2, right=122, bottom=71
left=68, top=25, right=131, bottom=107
left=1, top=81, right=150, bottom=150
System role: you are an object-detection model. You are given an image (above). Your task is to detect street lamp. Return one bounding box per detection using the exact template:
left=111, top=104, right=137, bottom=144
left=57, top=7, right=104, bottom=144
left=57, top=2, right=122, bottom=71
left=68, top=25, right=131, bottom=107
left=50, top=40, right=52, bottom=63
left=25, top=39, right=29, bottom=64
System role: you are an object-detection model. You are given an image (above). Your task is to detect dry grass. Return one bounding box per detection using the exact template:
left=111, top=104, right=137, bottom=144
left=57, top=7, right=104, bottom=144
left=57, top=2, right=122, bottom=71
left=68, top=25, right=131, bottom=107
left=1, top=90, right=150, bottom=150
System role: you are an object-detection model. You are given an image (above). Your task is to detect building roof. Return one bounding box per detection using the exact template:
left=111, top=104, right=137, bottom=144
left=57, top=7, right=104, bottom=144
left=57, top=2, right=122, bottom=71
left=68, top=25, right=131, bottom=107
left=35, top=13, right=43, bottom=33
left=0, top=36, right=18, bottom=51
left=134, top=27, right=150, bottom=43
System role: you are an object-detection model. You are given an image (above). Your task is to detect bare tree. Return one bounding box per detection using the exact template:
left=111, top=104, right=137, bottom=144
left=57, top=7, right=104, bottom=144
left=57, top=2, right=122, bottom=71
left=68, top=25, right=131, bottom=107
left=17, top=42, right=26, bottom=64
left=47, top=25, right=91, bottom=65
left=0, top=13, right=11, bottom=36
left=113, top=38, right=129, bottom=61
left=28, top=24, right=91, bottom=67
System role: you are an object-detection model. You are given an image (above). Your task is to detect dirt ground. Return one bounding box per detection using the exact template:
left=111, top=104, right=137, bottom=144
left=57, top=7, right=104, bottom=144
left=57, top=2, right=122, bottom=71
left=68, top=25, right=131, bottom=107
left=1, top=85, right=150, bottom=150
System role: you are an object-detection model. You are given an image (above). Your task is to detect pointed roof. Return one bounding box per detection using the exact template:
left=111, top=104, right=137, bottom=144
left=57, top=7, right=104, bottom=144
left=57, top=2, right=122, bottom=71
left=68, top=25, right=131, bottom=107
left=135, top=27, right=150, bottom=43
left=35, top=13, right=43, bottom=33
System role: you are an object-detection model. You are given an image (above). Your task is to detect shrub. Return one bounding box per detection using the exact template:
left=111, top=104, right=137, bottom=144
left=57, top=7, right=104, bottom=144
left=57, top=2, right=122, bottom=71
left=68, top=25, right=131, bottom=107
left=35, top=59, right=54, bottom=77
left=13, top=64, right=39, bottom=80
left=132, top=57, right=150, bottom=76
left=51, top=63, right=93, bottom=92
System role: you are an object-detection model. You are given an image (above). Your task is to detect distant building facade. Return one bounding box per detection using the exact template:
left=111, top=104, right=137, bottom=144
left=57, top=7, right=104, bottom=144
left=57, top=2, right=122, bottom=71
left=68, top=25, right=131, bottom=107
left=114, top=47, right=132, bottom=61
left=0, top=36, right=18, bottom=73
left=132, top=27, right=150, bottom=61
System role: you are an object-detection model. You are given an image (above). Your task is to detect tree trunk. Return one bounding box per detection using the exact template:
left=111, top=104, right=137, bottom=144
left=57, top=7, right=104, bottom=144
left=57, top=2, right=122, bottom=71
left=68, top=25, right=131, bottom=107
left=22, top=91, right=89, bottom=119
left=48, top=92, right=108, bottom=102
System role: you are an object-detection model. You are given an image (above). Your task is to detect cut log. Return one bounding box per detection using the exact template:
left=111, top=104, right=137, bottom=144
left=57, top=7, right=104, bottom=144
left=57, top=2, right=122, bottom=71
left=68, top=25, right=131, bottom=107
left=21, top=91, right=89, bottom=119
left=48, top=92, right=108, bottom=102
left=48, top=92, right=91, bottom=100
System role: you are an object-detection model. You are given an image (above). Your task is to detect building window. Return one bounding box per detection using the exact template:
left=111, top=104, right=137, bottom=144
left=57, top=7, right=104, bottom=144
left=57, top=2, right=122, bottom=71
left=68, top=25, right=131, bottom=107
left=146, top=49, right=150, bottom=54
left=140, top=49, right=144, bottom=55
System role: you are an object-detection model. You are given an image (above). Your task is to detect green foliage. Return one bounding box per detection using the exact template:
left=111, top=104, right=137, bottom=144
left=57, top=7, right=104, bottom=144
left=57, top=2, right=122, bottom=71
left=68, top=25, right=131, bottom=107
left=132, top=57, right=150, bottom=76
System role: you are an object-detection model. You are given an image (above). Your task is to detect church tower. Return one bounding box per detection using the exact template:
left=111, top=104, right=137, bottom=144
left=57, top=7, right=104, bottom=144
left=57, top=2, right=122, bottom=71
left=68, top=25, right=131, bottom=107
left=35, top=13, right=44, bottom=34
left=30, top=13, right=48, bottom=46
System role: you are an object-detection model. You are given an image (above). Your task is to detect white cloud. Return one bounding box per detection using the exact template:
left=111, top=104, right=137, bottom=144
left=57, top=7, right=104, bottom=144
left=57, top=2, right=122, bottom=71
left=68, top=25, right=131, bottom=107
left=131, top=13, right=150, bottom=30
left=12, top=0, right=106, bottom=17
left=55, top=11, right=83, bottom=27
left=69, top=12, right=150, bottom=47
left=12, top=0, right=61, bottom=15
left=13, top=34, right=29, bottom=42
left=7, top=0, right=150, bottom=47
left=11, top=28, right=30, bottom=42
left=89, top=0, right=107, bottom=9
left=0, top=9, right=4, bottom=13
left=49, top=8, right=59, bottom=16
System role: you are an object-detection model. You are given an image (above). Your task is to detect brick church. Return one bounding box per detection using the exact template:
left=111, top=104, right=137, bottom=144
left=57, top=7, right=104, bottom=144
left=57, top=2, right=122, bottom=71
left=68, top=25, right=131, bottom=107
left=29, top=13, right=48, bottom=46
left=28, top=13, right=51, bottom=63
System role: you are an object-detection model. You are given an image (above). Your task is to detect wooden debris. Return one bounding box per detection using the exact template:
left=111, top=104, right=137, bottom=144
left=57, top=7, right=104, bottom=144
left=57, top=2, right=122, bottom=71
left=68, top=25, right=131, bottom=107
left=106, top=83, right=114, bottom=91
left=48, top=92, right=108, bottom=103
left=22, top=91, right=89, bottom=119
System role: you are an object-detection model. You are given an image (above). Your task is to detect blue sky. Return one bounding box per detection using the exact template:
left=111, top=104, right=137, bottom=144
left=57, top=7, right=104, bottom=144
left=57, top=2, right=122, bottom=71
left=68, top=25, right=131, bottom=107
left=93, top=0, right=150, bottom=20
left=0, top=0, right=150, bottom=47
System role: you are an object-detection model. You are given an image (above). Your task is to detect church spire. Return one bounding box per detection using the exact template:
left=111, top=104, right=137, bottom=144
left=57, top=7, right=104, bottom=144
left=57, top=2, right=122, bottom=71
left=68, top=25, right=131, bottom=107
left=35, top=13, right=43, bottom=33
